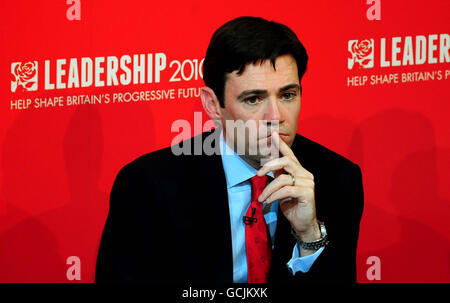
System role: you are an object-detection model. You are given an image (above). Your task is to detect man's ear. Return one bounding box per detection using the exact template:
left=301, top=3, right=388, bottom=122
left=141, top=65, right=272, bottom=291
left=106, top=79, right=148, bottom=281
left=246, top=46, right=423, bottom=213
left=201, top=86, right=222, bottom=121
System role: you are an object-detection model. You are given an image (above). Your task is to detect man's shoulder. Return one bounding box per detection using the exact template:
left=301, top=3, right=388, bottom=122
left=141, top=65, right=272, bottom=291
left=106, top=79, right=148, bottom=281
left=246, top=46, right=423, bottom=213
left=292, top=133, right=360, bottom=172
left=127, top=144, right=180, bottom=168
left=118, top=131, right=219, bottom=178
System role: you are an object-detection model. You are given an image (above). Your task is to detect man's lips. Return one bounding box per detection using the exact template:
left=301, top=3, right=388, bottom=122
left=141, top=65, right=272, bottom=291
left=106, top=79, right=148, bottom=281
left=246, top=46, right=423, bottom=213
left=259, top=133, right=289, bottom=139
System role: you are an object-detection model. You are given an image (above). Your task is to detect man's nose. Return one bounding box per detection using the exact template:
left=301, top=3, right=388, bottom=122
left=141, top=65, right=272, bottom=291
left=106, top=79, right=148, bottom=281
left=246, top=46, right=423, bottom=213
left=264, top=98, right=282, bottom=122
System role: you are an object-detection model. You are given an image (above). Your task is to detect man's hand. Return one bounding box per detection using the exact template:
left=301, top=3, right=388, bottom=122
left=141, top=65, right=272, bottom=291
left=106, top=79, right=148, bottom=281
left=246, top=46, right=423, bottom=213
left=256, top=131, right=321, bottom=248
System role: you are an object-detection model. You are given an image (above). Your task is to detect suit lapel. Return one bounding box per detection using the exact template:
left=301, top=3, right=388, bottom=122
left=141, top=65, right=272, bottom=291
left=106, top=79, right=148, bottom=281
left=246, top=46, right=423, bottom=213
left=199, top=153, right=233, bottom=282
left=183, top=131, right=234, bottom=282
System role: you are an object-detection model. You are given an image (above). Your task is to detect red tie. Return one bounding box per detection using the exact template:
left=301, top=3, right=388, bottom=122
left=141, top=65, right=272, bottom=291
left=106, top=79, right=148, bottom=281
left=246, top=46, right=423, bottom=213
left=245, top=175, right=272, bottom=283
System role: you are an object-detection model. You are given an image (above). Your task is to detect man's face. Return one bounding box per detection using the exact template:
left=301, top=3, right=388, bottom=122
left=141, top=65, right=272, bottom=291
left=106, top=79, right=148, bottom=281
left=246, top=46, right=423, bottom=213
left=219, top=54, right=301, bottom=163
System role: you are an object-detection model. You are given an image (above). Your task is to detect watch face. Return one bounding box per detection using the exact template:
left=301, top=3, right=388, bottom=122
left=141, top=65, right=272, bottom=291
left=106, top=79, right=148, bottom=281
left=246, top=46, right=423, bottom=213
left=319, top=223, right=327, bottom=237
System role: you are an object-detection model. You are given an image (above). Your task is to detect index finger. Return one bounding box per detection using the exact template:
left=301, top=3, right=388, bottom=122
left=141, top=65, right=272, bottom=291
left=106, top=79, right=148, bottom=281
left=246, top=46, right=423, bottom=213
left=272, top=130, right=297, bottom=160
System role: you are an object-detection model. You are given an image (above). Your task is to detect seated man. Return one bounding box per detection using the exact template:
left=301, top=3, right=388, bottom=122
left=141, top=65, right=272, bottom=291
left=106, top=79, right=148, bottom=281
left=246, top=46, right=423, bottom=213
left=95, top=16, right=364, bottom=283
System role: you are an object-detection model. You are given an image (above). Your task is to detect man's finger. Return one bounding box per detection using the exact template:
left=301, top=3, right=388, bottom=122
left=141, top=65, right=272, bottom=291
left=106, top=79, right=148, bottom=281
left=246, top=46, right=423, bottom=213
left=265, top=186, right=298, bottom=204
left=272, top=131, right=296, bottom=159
left=257, top=156, right=298, bottom=177
left=258, top=174, right=293, bottom=202
left=257, top=156, right=311, bottom=179
left=259, top=175, right=314, bottom=202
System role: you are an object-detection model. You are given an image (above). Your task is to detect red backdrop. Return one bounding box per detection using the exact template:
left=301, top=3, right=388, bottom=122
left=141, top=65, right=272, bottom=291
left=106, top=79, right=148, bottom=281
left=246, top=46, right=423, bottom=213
left=1, top=0, right=449, bottom=282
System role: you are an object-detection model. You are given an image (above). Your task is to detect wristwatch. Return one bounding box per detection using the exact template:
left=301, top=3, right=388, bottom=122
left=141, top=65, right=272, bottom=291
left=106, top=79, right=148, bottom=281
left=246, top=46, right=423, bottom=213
left=291, top=221, right=330, bottom=250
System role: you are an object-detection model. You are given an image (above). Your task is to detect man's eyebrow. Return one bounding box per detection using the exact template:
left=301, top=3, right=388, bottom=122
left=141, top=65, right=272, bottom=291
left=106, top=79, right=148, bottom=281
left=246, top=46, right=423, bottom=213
left=279, top=84, right=300, bottom=92
left=236, top=84, right=300, bottom=100
left=236, top=89, right=268, bottom=100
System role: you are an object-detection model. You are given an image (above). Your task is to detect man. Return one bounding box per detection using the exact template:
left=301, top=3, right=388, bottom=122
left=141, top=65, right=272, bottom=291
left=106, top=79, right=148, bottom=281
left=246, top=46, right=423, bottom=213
left=96, top=16, right=364, bottom=283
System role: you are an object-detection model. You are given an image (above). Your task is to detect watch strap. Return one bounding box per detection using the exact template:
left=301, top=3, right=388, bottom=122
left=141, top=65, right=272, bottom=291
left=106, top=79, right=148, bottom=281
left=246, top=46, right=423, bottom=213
left=291, top=222, right=330, bottom=250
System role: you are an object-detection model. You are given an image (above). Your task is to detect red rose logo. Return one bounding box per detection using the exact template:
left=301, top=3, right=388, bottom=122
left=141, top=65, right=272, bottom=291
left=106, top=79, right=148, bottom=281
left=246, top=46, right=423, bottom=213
left=11, top=61, right=38, bottom=92
left=352, top=40, right=372, bottom=60
left=348, top=39, right=374, bottom=69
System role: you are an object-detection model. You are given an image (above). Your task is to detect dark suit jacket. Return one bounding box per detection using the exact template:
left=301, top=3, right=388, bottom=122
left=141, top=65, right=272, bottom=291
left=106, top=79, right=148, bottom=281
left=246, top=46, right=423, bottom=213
left=95, top=130, right=364, bottom=283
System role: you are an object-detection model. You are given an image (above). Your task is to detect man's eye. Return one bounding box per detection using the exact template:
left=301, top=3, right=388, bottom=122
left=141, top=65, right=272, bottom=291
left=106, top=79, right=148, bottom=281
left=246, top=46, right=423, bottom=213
left=282, top=92, right=296, bottom=101
left=244, top=96, right=263, bottom=105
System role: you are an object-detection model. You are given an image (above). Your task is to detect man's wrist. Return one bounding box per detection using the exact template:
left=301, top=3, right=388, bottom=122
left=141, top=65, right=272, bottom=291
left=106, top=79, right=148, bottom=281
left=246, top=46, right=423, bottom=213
left=291, top=221, right=329, bottom=256
left=293, top=220, right=321, bottom=242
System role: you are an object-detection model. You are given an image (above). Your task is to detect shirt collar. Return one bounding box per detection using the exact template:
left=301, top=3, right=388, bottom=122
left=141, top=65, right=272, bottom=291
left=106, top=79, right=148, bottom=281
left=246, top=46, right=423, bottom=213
left=219, top=130, right=274, bottom=189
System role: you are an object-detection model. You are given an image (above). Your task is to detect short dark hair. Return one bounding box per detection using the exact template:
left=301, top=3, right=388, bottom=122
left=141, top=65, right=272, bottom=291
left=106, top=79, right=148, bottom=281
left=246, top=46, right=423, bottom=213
left=203, top=16, right=309, bottom=108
